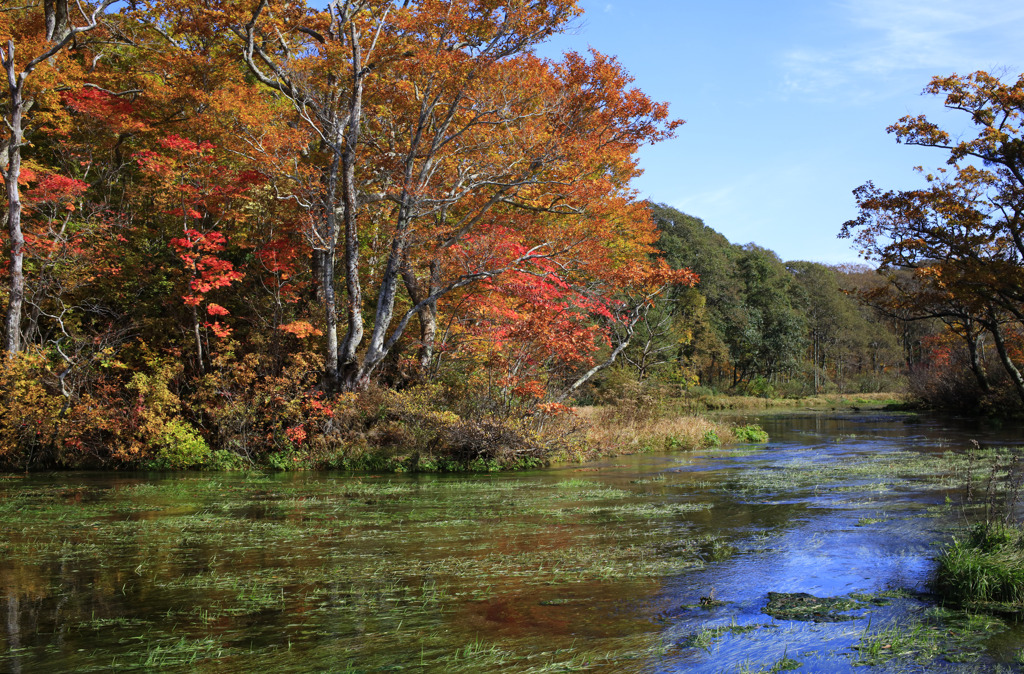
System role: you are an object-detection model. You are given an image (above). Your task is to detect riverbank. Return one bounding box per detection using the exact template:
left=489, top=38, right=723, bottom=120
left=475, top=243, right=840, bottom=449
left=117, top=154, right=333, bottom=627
left=1, top=387, right=906, bottom=473
left=679, top=390, right=910, bottom=413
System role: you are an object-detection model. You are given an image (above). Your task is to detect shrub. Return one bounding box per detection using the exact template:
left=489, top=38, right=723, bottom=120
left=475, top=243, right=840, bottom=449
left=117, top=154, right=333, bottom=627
left=734, top=424, right=769, bottom=443
left=745, top=376, right=776, bottom=398
left=0, top=344, right=203, bottom=470
left=0, top=351, right=63, bottom=469
left=701, top=430, right=721, bottom=448
left=436, top=418, right=548, bottom=467
left=145, top=419, right=211, bottom=470
left=191, top=348, right=337, bottom=464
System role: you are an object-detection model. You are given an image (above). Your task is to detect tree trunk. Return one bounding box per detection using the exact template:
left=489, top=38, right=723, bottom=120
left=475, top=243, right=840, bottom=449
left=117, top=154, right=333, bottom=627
left=360, top=207, right=411, bottom=380
left=987, top=316, right=1024, bottom=405
left=966, top=329, right=990, bottom=394
left=337, top=24, right=366, bottom=389
left=3, top=44, right=25, bottom=354
left=813, top=332, right=820, bottom=394
left=44, top=0, right=70, bottom=44
left=322, top=192, right=340, bottom=390
left=402, top=260, right=439, bottom=375
left=191, top=307, right=205, bottom=373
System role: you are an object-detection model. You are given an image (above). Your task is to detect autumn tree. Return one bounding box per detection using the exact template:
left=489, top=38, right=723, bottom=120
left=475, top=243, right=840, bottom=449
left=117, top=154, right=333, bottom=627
left=0, top=0, right=697, bottom=467
left=842, top=71, right=1024, bottom=405
left=1, top=0, right=114, bottom=353
left=208, top=0, right=684, bottom=393
left=856, top=266, right=990, bottom=395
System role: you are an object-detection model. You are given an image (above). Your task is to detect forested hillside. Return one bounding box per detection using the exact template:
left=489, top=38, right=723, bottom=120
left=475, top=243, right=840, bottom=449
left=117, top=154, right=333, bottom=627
left=596, top=204, right=909, bottom=399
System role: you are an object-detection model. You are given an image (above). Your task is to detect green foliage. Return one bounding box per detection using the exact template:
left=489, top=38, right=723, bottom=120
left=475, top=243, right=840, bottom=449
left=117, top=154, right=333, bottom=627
left=206, top=449, right=245, bottom=471
left=648, top=204, right=903, bottom=395
left=734, top=424, right=769, bottom=443
left=700, top=430, right=721, bottom=448
left=745, top=376, right=776, bottom=398
left=145, top=419, right=211, bottom=470
left=731, top=246, right=807, bottom=382
left=121, top=358, right=190, bottom=465
left=664, top=435, right=684, bottom=451
left=788, top=260, right=903, bottom=394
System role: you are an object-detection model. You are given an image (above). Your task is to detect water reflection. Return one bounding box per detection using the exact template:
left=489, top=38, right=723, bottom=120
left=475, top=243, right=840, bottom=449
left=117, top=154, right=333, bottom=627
left=1, top=412, right=1023, bottom=672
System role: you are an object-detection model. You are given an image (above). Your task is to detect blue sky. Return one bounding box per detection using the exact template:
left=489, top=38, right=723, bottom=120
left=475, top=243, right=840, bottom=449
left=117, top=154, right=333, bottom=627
left=536, top=0, right=1024, bottom=264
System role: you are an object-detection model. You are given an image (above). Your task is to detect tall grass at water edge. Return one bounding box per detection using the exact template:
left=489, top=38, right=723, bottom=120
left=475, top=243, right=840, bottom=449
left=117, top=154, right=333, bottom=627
left=934, top=443, right=1024, bottom=611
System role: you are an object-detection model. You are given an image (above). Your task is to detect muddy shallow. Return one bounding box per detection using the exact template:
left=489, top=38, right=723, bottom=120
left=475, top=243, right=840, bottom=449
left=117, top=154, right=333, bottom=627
left=2, top=411, right=1023, bottom=672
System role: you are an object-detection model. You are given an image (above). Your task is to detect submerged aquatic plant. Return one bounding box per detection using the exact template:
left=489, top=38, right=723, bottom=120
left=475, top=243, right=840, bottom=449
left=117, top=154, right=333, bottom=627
left=852, top=621, right=941, bottom=666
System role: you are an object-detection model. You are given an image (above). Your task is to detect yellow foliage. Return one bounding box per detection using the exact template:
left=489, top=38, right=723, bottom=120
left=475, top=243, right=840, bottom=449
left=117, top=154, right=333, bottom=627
left=0, top=351, right=63, bottom=469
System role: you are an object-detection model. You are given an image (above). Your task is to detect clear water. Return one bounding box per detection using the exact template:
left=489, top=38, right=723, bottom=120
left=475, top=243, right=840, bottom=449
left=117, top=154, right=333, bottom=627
left=1, top=411, right=1022, bottom=672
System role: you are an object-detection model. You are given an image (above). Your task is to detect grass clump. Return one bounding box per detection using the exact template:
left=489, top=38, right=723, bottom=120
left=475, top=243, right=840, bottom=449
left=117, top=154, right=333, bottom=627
left=852, top=621, right=940, bottom=666
left=933, top=443, right=1024, bottom=612
left=934, top=523, right=1024, bottom=608
left=745, top=655, right=800, bottom=673
left=850, top=607, right=1009, bottom=666
left=679, top=620, right=760, bottom=651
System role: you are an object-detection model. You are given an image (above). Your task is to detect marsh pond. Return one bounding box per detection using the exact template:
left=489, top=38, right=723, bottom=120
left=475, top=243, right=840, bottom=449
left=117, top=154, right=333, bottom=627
left=3, top=411, right=1024, bottom=672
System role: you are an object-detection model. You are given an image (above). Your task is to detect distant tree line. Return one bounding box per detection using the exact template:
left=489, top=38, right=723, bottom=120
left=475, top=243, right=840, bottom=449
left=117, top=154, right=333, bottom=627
left=590, top=203, right=914, bottom=398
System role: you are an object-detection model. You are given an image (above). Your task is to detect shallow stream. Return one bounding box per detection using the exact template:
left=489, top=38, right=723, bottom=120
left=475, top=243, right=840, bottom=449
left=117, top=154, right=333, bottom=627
left=2, top=411, right=1023, bottom=672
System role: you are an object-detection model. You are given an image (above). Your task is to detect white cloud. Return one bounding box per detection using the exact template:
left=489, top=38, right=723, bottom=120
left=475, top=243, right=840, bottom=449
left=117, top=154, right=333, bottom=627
left=780, top=0, right=1024, bottom=101
left=604, top=3, right=613, bottom=12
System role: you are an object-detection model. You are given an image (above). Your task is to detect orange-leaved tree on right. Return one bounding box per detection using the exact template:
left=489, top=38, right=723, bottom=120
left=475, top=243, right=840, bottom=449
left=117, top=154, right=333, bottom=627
left=841, top=71, right=1024, bottom=406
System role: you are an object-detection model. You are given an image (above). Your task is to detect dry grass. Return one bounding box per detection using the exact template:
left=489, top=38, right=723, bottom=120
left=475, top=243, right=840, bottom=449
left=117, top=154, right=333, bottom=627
left=686, top=391, right=907, bottom=412
left=574, top=405, right=736, bottom=455
left=554, top=390, right=904, bottom=462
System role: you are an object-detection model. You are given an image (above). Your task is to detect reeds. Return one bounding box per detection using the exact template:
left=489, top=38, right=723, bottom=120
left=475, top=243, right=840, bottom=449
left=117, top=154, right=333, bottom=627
left=934, top=442, right=1024, bottom=610
left=578, top=404, right=739, bottom=455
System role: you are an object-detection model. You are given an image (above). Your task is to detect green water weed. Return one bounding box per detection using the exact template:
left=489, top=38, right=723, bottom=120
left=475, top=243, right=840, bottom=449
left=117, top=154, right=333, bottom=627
left=851, top=621, right=940, bottom=666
